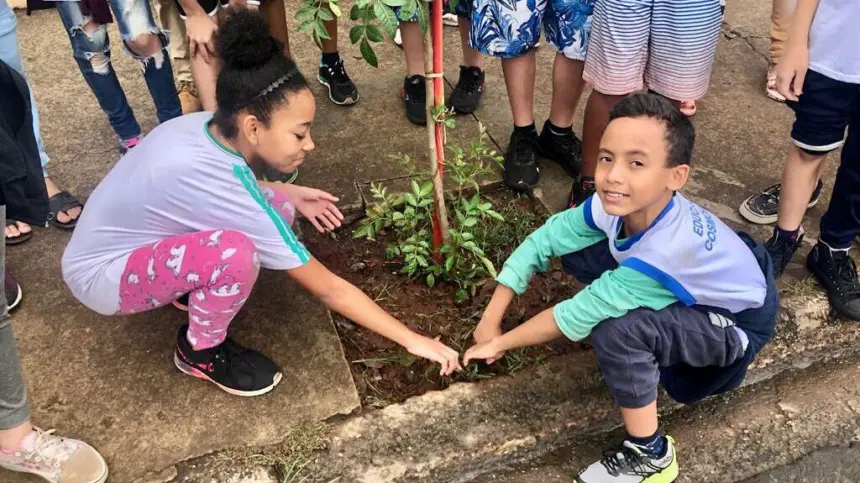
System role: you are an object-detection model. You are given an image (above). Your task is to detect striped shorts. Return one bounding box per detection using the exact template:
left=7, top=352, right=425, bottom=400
left=583, top=0, right=723, bottom=100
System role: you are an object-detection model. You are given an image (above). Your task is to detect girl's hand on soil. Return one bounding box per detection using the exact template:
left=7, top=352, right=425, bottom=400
left=776, top=42, right=809, bottom=101
left=186, top=14, right=219, bottom=64
left=473, top=313, right=504, bottom=364
left=404, top=334, right=462, bottom=376
left=289, top=186, right=345, bottom=233
left=463, top=338, right=505, bottom=366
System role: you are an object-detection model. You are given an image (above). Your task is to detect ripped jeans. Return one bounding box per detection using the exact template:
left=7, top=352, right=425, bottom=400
left=56, top=0, right=181, bottom=141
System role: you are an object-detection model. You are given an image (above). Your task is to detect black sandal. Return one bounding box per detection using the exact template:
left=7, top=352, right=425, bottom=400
left=5, top=220, right=32, bottom=246
left=48, top=191, right=84, bottom=230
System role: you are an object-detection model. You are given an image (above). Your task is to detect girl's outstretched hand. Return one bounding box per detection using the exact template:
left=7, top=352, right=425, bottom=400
left=404, top=334, right=462, bottom=376
left=463, top=338, right=504, bottom=366
left=288, top=185, right=345, bottom=233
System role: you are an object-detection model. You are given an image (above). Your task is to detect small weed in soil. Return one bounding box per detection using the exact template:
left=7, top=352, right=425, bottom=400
left=305, top=192, right=588, bottom=407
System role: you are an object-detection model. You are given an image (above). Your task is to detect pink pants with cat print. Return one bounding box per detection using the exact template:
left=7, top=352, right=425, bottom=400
left=117, top=185, right=296, bottom=350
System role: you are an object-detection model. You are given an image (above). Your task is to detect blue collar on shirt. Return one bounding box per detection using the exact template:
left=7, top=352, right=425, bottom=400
left=613, top=196, right=676, bottom=252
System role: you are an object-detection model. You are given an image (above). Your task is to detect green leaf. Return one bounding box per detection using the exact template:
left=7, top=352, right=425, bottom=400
left=392, top=211, right=404, bottom=220
left=360, top=39, right=379, bottom=67
left=313, top=22, right=331, bottom=40
left=366, top=24, right=384, bottom=42
left=328, top=2, right=342, bottom=17
left=382, top=0, right=407, bottom=6
left=349, top=25, right=366, bottom=44
left=297, top=19, right=317, bottom=33
left=419, top=181, right=433, bottom=196
left=462, top=217, right=478, bottom=227
left=445, top=255, right=456, bottom=272
left=317, top=8, right=334, bottom=21
left=295, top=6, right=317, bottom=21
left=411, top=179, right=421, bottom=195
left=374, top=3, right=399, bottom=38
left=470, top=193, right=481, bottom=209
left=485, top=210, right=504, bottom=221
left=480, top=256, right=498, bottom=277
left=350, top=4, right=362, bottom=20
left=426, top=273, right=436, bottom=288
left=404, top=193, right=418, bottom=206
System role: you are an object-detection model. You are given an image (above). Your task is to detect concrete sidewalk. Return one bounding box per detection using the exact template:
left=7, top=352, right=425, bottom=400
left=6, top=0, right=858, bottom=481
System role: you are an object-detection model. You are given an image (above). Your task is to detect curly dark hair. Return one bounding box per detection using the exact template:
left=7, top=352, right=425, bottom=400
left=609, top=93, right=695, bottom=167
left=211, top=9, right=309, bottom=139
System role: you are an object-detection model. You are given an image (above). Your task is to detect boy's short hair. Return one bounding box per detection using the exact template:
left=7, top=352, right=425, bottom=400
left=609, top=93, right=695, bottom=167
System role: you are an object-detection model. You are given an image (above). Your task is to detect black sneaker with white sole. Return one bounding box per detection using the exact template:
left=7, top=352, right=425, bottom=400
left=739, top=180, right=823, bottom=225
left=448, top=66, right=485, bottom=114
left=764, top=226, right=805, bottom=279
left=403, top=75, right=427, bottom=125
left=174, top=324, right=282, bottom=396
left=318, top=58, right=359, bottom=106
left=535, top=122, right=583, bottom=179
left=806, top=243, right=860, bottom=321
left=503, top=129, right=539, bottom=193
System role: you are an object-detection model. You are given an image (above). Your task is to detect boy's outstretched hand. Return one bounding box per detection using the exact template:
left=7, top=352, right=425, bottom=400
left=404, top=334, right=462, bottom=376
left=463, top=338, right=504, bottom=366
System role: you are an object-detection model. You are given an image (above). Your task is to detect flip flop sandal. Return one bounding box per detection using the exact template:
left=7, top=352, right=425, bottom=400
left=5, top=220, right=32, bottom=246
left=48, top=191, right=84, bottom=231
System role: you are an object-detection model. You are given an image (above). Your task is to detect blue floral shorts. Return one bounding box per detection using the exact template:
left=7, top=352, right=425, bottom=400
left=469, top=0, right=594, bottom=60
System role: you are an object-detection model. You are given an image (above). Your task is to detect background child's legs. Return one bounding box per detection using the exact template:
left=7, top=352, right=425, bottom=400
left=153, top=0, right=200, bottom=113
left=590, top=305, right=748, bottom=433
left=260, top=0, right=292, bottom=58
left=819, top=114, right=860, bottom=250
left=778, top=71, right=859, bottom=232
left=580, top=0, right=651, bottom=182
left=117, top=229, right=260, bottom=350
left=544, top=0, right=593, bottom=128
left=399, top=21, right=424, bottom=77
left=55, top=1, right=142, bottom=142
left=770, top=0, right=796, bottom=66
left=110, top=0, right=182, bottom=123
left=458, top=20, right=483, bottom=70
left=502, top=52, right=537, bottom=127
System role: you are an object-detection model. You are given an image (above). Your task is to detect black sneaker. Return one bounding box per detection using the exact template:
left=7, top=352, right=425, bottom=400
left=174, top=324, right=282, bottom=396
left=568, top=176, right=596, bottom=209
left=806, top=243, right=860, bottom=321
left=739, top=180, right=823, bottom=225
left=535, top=122, right=583, bottom=179
left=318, top=58, right=359, bottom=106
left=403, top=75, right=426, bottom=125
left=503, top=129, right=539, bottom=193
left=448, top=66, right=485, bottom=114
left=764, top=226, right=805, bottom=278
left=4, top=269, right=22, bottom=311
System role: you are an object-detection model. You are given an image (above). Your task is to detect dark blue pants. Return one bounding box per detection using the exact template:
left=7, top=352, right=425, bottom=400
left=562, top=242, right=749, bottom=408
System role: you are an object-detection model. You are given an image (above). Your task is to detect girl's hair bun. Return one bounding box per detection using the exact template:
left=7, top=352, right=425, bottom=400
left=217, top=8, right=281, bottom=70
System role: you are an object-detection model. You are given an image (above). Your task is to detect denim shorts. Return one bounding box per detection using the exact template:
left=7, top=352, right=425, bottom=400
left=788, top=69, right=860, bottom=154
left=469, top=0, right=594, bottom=60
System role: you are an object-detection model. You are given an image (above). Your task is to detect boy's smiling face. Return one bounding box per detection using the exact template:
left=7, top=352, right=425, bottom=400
left=595, top=116, right=690, bottom=220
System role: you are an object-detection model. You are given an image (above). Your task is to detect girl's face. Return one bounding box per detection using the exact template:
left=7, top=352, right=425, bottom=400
left=245, top=88, right=317, bottom=174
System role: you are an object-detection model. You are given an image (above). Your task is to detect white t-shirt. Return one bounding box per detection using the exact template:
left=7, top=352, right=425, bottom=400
left=808, top=0, right=860, bottom=84
left=62, top=112, right=310, bottom=315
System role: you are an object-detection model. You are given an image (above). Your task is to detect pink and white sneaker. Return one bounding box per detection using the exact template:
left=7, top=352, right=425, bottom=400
left=0, top=427, right=108, bottom=483
left=766, top=68, right=786, bottom=102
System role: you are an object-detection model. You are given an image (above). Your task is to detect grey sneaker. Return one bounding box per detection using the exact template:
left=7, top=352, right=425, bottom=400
left=576, top=436, right=678, bottom=483
left=739, top=180, right=823, bottom=225
left=0, top=428, right=108, bottom=483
